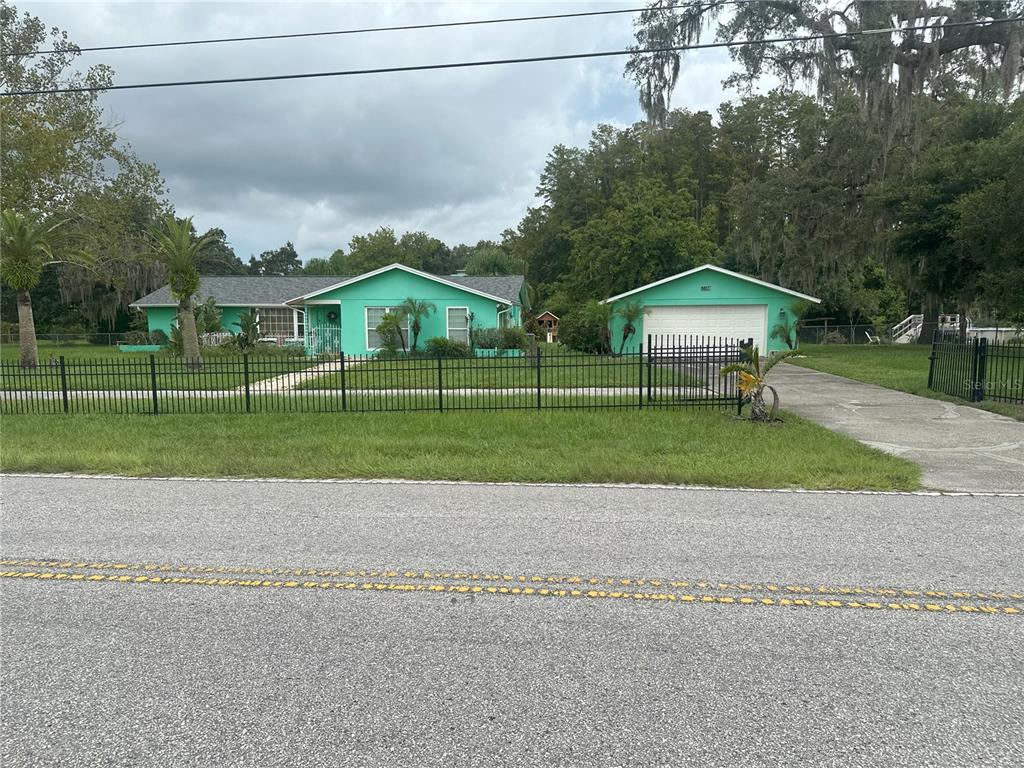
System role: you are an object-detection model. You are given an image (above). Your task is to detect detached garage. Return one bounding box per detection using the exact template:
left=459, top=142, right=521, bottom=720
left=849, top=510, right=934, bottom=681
left=603, top=264, right=820, bottom=354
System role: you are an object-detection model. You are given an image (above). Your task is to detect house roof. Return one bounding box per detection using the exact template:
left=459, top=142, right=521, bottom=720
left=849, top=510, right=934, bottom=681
left=600, top=264, right=821, bottom=305
left=130, top=269, right=526, bottom=308
left=284, top=263, right=523, bottom=306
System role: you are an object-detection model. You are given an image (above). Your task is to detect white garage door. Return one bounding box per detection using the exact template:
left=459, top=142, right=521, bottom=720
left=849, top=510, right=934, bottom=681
left=645, top=304, right=767, bottom=349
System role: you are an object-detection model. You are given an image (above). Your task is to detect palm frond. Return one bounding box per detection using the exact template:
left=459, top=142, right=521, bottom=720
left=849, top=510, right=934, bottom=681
left=761, top=348, right=801, bottom=375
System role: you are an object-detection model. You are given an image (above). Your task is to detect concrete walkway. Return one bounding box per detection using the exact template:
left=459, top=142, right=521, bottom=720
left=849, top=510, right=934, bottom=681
left=774, top=363, right=1024, bottom=493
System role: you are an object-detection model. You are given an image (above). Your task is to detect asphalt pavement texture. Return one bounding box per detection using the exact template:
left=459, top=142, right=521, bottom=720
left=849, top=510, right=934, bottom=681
left=2, top=475, right=1022, bottom=768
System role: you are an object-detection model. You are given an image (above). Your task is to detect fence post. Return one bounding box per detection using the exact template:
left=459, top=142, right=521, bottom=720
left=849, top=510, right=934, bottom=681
left=243, top=353, right=251, bottom=413
left=536, top=345, right=542, bottom=410
left=59, top=356, right=69, bottom=414
left=149, top=354, right=159, bottom=415
left=340, top=352, right=347, bottom=412
left=646, top=334, right=653, bottom=403
left=973, top=337, right=988, bottom=402
left=437, top=352, right=443, bottom=412
left=638, top=342, right=643, bottom=409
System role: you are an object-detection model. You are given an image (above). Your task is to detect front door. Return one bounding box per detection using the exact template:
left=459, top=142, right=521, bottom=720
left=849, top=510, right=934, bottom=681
left=304, top=304, right=342, bottom=356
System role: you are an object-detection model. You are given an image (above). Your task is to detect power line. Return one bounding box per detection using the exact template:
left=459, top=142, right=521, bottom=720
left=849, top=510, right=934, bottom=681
left=4, top=3, right=757, bottom=58
left=3, top=17, right=1020, bottom=97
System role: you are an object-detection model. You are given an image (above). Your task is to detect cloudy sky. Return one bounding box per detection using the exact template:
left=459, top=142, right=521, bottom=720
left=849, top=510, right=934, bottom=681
left=23, top=0, right=745, bottom=262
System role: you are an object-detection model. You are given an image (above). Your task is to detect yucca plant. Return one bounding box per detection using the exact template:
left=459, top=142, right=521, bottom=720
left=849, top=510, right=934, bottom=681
left=232, top=308, right=262, bottom=351
left=376, top=311, right=407, bottom=354
left=721, top=345, right=800, bottom=422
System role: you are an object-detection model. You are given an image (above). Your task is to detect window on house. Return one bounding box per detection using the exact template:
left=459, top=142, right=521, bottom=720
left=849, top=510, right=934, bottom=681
left=256, top=307, right=295, bottom=338
left=447, top=307, right=470, bottom=344
left=366, top=306, right=409, bottom=349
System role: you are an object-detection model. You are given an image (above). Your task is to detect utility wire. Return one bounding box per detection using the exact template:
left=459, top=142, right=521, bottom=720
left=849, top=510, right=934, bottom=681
left=5, top=3, right=763, bottom=58
left=3, top=17, right=1020, bottom=97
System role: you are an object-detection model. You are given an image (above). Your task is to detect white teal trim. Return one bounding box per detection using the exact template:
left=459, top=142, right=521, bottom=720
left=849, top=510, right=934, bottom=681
left=285, top=263, right=513, bottom=306
left=600, top=264, right=821, bottom=305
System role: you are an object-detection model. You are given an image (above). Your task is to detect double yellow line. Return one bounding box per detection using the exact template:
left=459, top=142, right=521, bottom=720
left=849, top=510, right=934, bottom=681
left=1, top=566, right=1020, bottom=617
left=1, top=557, right=1021, bottom=603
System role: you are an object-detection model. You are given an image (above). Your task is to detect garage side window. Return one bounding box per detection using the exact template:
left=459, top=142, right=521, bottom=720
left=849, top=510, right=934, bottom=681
left=447, top=307, right=470, bottom=344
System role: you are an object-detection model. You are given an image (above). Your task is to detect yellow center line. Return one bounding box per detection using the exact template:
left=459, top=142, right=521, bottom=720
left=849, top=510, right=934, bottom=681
left=1, top=568, right=1020, bottom=617
left=0, top=556, right=1020, bottom=603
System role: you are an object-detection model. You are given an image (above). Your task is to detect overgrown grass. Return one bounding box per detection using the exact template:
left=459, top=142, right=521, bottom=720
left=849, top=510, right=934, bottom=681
left=0, top=410, right=920, bottom=490
left=788, top=344, right=1024, bottom=421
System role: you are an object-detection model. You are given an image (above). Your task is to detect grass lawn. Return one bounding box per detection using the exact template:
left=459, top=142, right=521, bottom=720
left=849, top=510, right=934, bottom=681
left=788, top=344, right=1024, bottom=421
left=299, top=354, right=699, bottom=390
left=0, top=341, right=312, bottom=391
left=0, top=410, right=920, bottom=490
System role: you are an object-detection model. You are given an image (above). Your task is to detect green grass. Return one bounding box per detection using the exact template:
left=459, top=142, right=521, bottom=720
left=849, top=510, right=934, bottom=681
left=0, top=410, right=921, bottom=490
left=788, top=343, right=1024, bottom=421
left=299, top=355, right=698, bottom=390
left=0, top=342, right=313, bottom=391
left=1, top=340, right=143, bottom=361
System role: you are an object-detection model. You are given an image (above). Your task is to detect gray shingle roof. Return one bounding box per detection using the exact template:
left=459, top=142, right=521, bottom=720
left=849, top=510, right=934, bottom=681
left=130, top=272, right=526, bottom=307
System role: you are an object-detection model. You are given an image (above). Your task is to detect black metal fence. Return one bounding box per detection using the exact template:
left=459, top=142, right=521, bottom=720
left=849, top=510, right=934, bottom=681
left=928, top=335, right=1024, bottom=404
left=0, top=335, right=750, bottom=416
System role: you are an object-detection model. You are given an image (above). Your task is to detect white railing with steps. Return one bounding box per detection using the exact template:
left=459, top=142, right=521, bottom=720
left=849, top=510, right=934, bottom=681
left=892, top=314, right=923, bottom=343
left=892, top=314, right=973, bottom=344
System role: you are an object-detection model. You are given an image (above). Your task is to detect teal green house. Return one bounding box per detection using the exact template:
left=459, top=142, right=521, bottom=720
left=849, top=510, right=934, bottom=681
left=602, top=264, right=820, bottom=354
left=130, top=263, right=529, bottom=355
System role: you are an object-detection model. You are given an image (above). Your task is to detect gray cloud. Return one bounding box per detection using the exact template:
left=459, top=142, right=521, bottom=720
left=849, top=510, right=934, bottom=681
left=24, top=1, right=746, bottom=261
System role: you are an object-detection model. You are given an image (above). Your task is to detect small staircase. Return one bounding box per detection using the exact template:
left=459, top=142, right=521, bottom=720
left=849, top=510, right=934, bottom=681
left=891, top=314, right=972, bottom=343
left=891, top=314, right=923, bottom=344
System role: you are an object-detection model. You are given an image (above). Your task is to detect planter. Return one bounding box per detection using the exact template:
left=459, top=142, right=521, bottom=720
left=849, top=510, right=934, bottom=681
left=118, top=344, right=163, bottom=352
left=474, top=348, right=523, bottom=358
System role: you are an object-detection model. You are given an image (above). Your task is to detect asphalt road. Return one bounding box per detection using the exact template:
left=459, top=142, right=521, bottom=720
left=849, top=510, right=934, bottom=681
left=2, top=475, right=1022, bottom=768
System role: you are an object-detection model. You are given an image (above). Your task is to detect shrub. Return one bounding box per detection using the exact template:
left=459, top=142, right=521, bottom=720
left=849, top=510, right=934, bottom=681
left=150, top=329, right=169, bottom=346
left=471, top=327, right=500, bottom=349
left=424, top=337, right=472, bottom=358
left=822, top=330, right=847, bottom=344
left=559, top=301, right=611, bottom=353
left=498, top=326, right=527, bottom=350
left=472, top=326, right=527, bottom=351
left=123, top=331, right=150, bottom=345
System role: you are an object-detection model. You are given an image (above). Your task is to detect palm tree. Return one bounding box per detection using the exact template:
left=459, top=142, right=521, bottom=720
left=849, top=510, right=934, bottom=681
left=398, top=298, right=436, bottom=352
left=146, top=215, right=215, bottom=369
left=0, top=210, right=66, bottom=368
left=615, top=301, right=647, bottom=355
left=721, top=345, right=800, bottom=422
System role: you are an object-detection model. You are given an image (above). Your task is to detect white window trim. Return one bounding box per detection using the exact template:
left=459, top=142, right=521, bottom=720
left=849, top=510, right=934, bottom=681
left=446, top=306, right=470, bottom=344
left=365, top=306, right=408, bottom=351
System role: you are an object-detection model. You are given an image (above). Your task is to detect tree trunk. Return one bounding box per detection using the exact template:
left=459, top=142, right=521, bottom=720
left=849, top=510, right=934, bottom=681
left=178, top=299, right=202, bottom=371
left=16, top=290, right=38, bottom=369
left=918, top=293, right=940, bottom=345
left=749, top=388, right=769, bottom=421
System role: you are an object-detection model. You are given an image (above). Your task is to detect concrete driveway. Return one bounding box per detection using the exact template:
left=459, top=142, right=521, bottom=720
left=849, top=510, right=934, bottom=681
left=774, top=364, right=1024, bottom=493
